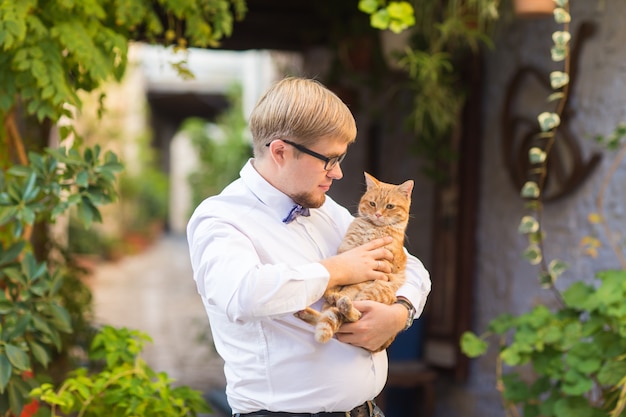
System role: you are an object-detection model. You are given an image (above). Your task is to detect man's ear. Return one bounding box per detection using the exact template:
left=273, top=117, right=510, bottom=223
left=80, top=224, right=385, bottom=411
left=267, top=140, right=288, bottom=167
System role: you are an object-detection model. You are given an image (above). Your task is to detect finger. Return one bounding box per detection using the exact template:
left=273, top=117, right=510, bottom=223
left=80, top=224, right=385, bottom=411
left=377, top=248, right=394, bottom=261
left=378, top=261, right=390, bottom=273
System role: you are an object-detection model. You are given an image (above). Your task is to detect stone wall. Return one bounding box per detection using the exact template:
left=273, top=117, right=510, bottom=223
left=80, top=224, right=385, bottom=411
left=442, top=2, right=626, bottom=416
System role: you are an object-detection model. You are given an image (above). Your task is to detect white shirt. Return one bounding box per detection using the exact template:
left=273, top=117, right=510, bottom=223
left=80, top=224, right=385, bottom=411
left=187, top=160, right=431, bottom=414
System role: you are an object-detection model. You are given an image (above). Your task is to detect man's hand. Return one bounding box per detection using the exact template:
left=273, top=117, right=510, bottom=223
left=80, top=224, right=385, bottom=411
left=335, top=300, right=408, bottom=351
left=321, top=237, right=393, bottom=289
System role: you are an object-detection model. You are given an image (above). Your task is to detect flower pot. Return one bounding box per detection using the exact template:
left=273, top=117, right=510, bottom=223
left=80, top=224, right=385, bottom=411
left=513, top=0, right=554, bottom=17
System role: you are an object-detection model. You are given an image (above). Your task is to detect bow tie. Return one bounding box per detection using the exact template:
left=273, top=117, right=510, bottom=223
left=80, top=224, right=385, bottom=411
left=283, top=204, right=310, bottom=224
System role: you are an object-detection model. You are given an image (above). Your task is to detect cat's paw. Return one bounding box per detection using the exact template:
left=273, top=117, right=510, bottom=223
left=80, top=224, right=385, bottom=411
left=314, top=323, right=333, bottom=344
left=294, top=308, right=319, bottom=325
left=337, top=296, right=361, bottom=322
left=336, top=296, right=352, bottom=313
left=325, top=293, right=340, bottom=305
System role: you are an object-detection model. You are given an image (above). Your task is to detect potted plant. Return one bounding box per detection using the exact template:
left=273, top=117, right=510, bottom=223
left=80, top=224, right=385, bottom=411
left=461, top=1, right=626, bottom=415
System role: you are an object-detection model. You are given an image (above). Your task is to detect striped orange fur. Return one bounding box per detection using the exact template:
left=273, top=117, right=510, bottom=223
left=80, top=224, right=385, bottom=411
left=295, top=172, right=414, bottom=352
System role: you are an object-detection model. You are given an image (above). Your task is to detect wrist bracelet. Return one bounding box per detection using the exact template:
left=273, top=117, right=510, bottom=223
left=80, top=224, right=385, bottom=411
left=394, top=298, right=416, bottom=331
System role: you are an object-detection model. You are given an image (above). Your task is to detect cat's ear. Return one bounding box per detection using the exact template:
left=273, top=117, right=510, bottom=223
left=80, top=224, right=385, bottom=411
left=364, top=172, right=380, bottom=190
left=397, top=180, right=414, bottom=197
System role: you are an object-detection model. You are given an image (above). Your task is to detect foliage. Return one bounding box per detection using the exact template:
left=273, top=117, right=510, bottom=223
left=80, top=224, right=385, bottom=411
left=352, top=0, right=500, bottom=180
left=462, top=270, right=626, bottom=417
left=0, top=0, right=246, bottom=124
left=0, top=146, right=122, bottom=415
left=1, top=146, right=123, bottom=236
left=185, top=83, right=252, bottom=209
left=31, top=325, right=211, bottom=417
left=1, top=1, right=248, bottom=416
left=461, top=1, right=626, bottom=416
left=358, top=0, right=416, bottom=33
left=394, top=0, right=500, bottom=180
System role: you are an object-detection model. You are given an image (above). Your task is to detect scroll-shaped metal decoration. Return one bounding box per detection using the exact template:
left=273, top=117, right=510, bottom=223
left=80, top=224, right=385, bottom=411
left=501, top=22, right=602, bottom=201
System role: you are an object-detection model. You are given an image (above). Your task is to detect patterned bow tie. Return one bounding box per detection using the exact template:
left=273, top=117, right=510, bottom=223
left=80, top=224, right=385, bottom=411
left=283, top=204, right=310, bottom=224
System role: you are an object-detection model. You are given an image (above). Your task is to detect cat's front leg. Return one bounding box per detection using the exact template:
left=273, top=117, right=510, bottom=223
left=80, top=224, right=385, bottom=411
left=314, top=307, right=343, bottom=343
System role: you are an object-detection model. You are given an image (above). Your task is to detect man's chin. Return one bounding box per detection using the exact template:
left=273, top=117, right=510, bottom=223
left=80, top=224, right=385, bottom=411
left=294, top=193, right=325, bottom=209
left=310, top=194, right=326, bottom=209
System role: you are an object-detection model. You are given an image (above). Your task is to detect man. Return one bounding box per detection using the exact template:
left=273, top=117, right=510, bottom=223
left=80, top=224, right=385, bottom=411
left=187, top=77, right=431, bottom=417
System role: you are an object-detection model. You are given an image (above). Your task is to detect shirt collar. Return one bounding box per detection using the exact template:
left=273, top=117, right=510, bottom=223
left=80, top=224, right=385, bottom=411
left=240, top=159, right=306, bottom=222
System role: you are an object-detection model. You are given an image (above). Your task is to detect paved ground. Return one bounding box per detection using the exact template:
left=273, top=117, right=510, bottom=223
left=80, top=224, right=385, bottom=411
left=88, top=234, right=227, bottom=394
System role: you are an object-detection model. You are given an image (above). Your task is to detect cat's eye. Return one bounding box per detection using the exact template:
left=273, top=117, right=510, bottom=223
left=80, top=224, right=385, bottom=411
left=369, top=201, right=376, bottom=207
left=386, top=204, right=395, bottom=209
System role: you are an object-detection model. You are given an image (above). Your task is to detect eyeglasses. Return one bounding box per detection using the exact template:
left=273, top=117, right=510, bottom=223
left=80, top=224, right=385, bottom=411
left=265, top=139, right=347, bottom=171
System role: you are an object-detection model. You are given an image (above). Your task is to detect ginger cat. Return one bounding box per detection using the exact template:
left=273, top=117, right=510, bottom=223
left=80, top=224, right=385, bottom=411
left=295, top=172, right=414, bottom=352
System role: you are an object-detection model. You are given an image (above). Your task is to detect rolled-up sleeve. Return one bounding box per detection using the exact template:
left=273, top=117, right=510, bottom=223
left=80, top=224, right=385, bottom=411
left=397, top=252, right=431, bottom=317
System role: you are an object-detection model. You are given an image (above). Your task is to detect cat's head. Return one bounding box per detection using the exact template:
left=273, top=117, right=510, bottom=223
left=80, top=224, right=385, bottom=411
left=358, top=172, right=414, bottom=226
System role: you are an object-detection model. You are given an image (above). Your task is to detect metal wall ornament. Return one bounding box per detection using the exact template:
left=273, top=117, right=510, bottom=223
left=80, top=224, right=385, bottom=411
left=501, top=21, right=602, bottom=202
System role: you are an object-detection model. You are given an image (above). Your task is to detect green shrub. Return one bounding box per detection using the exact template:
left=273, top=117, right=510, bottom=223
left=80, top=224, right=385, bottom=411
left=32, top=325, right=211, bottom=417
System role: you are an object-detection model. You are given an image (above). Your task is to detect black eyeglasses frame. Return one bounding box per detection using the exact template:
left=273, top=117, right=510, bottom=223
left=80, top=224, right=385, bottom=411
left=265, top=139, right=346, bottom=171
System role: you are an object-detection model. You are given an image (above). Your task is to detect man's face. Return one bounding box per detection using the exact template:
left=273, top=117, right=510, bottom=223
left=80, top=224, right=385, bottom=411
left=281, top=136, right=349, bottom=208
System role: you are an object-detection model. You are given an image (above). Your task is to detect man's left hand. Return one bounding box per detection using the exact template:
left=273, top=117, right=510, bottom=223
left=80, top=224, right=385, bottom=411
left=335, top=300, right=408, bottom=351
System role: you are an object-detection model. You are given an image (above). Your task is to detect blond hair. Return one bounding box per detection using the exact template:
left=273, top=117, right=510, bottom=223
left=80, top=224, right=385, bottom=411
left=249, top=77, right=357, bottom=157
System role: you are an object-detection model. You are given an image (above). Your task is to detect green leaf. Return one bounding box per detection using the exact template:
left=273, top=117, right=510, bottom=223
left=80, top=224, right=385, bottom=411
left=18, top=206, right=36, bottom=225
left=6, top=165, right=31, bottom=177
left=460, top=332, right=487, bottom=357
left=552, top=31, right=571, bottom=46
left=550, top=71, right=569, bottom=89
left=551, top=45, right=567, bottom=61
left=0, top=241, right=25, bottom=266
left=523, top=244, right=542, bottom=265
left=553, top=8, right=571, bottom=24
left=521, top=181, right=541, bottom=199
left=28, top=340, right=50, bottom=368
left=548, top=259, right=568, bottom=279
left=501, top=346, right=523, bottom=366
left=0, top=354, right=11, bottom=393
left=518, top=215, right=539, bottom=234
left=0, top=206, right=18, bottom=226
left=4, top=266, right=26, bottom=285
left=47, top=304, right=72, bottom=334
left=528, top=147, right=547, bottom=164
left=358, top=0, right=380, bottom=14
left=76, top=170, right=89, bottom=187
left=8, top=379, right=24, bottom=417
left=501, top=373, right=531, bottom=402
left=597, top=360, right=626, bottom=386
left=538, top=112, right=561, bottom=131
left=4, top=344, right=30, bottom=371
left=0, top=300, right=13, bottom=314
left=488, top=313, right=516, bottom=334
left=562, top=282, right=595, bottom=310
left=370, top=9, right=390, bottom=31
left=539, top=271, right=554, bottom=288
left=562, top=368, right=593, bottom=396
left=553, top=396, right=594, bottom=417
left=7, top=313, right=31, bottom=340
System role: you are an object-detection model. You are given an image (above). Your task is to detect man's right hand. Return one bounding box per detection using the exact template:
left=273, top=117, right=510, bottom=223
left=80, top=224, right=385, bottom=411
left=321, top=236, right=393, bottom=289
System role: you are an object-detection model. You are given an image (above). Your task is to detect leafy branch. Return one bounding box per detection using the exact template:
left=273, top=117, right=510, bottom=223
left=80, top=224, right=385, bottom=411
left=32, top=326, right=211, bottom=417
